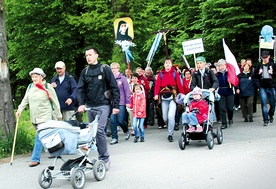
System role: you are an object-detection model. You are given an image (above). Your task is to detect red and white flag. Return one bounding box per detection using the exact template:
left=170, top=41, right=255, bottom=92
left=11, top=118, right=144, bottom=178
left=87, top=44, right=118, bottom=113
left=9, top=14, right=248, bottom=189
left=222, top=38, right=240, bottom=86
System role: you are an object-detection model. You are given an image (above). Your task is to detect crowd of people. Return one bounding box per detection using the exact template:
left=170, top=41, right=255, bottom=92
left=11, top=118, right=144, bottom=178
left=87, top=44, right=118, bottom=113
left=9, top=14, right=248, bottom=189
left=15, top=48, right=276, bottom=169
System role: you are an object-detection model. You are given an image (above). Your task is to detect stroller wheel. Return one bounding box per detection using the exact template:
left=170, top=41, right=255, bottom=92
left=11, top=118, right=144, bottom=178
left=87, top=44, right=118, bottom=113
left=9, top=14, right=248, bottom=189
left=216, top=127, right=223, bottom=144
left=93, top=160, right=106, bottom=181
left=206, top=131, right=214, bottom=149
left=38, top=168, right=52, bottom=189
left=71, top=168, right=86, bottom=189
left=178, top=132, right=187, bottom=150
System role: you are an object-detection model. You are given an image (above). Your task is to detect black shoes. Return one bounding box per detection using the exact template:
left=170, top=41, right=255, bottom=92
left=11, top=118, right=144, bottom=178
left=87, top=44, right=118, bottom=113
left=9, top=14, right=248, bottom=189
left=174, top=124, right=179, bottom=131
left=244, top=118, right=248, bottom=122
left=168, top=135, right=174, bottom=142
left=221, top=125, right=227, bottom=129
left=229, top=120, right=233, bottom=125
left=270, top=117, right=274, bottom=123
left=134, top=137, right=139, bottom=143
left=264, top=121, right=269, bottom=127
left=140, top=137, right=145, bottom=142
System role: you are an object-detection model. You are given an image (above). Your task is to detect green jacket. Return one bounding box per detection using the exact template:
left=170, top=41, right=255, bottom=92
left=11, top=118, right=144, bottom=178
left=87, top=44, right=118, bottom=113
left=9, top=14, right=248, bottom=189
left=18, top=81, right=62, bottom=124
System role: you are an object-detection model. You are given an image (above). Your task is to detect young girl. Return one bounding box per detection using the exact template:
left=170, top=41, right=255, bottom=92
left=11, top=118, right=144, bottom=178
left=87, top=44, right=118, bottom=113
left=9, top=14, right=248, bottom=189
left=129, top=84, right=146, bottom=143
left=182, top=87, right=208, bottom=132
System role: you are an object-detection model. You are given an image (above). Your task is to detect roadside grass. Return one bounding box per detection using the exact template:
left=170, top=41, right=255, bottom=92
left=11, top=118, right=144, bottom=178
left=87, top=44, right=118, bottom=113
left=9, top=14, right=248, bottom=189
left=0, top=110, right=88, bottom=159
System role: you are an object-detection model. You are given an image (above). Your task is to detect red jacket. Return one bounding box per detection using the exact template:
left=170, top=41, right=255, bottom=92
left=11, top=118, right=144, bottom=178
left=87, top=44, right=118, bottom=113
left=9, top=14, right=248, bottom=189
left=138, top=75, right=150, bottom=95
left=183, top=78, right=191, bottom=95
left=154, top=67, right=184, bottom=96
left=189, top=99, right=208, bottom=124
left=130, top=92, right=146, bottom=118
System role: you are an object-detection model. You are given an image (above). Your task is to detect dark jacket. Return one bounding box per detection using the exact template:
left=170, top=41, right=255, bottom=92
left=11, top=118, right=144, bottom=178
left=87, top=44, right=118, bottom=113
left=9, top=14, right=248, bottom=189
left=217, top=71, right=234, bottom=96
left=77, top=63, right=120, bottom=109
left=190, top=68, right=219, bottom=91
left=254, top=60, right=276, bottom=88
left=237, top=71, right=256, bottom=97
left=51, top=72, right=77, bottom=111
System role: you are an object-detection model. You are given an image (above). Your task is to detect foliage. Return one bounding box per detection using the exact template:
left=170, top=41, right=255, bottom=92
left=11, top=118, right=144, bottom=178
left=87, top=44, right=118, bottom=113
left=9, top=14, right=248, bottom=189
left=5, top=0, right=276, bottom=105
left=0, top=110, right=34, bottom=158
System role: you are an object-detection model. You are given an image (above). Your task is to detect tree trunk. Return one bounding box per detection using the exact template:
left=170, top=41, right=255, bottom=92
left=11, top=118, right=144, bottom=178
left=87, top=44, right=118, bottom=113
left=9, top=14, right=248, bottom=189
left=0, top=0, right=16, bottom=137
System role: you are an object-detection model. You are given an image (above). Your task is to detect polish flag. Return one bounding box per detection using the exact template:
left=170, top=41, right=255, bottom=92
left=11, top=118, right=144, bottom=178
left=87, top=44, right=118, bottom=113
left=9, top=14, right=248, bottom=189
left=222, top=38, right=240, bottom=86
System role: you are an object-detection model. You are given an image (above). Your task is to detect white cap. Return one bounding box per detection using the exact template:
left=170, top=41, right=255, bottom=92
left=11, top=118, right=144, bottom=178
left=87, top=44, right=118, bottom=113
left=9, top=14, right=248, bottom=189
left=29, top=68, right=46, bottom=78
left=55, top=61, right=65, bottom=68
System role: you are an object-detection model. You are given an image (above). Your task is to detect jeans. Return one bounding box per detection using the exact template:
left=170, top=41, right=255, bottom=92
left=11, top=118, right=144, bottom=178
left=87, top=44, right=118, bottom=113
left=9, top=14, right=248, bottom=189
left=132, top=117, right=145, bottom=138
left=182, top=112, right=199, bottom=126
left=259, top=87, right=275, bottom=122
left=161, top=99, right=176, bottom=136
left=31, top=133, right=43, bottom=162
left=87, top=105, right=110, bottom=163
left=110, top=105, right=129, bottom=140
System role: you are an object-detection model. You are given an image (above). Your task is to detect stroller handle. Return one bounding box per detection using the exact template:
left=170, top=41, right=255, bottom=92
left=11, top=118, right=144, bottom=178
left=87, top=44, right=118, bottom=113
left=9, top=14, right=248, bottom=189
left=84, top=107, right=103, bottom=116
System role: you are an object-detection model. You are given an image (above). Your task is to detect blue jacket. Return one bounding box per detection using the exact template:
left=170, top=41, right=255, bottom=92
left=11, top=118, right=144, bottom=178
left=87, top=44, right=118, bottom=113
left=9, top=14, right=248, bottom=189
left=51, top=72, right=77, bottom=111
left=237, top=71, right=256, bottom=97
left=217, top=71, right=234, bottom=96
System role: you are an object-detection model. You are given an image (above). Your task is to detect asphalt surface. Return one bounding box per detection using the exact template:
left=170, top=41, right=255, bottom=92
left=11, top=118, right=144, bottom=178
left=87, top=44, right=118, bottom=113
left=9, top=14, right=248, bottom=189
left=1, top=106, right=276, bottom=189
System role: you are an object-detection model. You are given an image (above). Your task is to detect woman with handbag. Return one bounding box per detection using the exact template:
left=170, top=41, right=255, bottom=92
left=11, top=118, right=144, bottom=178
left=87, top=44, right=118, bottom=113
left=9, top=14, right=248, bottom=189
left=154, top=58, right=184, bottom=142
left=16, top=68, right=62, bottom=167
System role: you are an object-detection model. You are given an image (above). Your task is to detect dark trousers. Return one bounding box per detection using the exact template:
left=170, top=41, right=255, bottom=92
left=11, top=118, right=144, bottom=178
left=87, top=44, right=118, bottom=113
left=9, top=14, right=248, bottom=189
left=147, top=98, right=155, bottom=125
left=218, top=94, right=235, bottom=126
left=240, top=96, right=254, bottom=119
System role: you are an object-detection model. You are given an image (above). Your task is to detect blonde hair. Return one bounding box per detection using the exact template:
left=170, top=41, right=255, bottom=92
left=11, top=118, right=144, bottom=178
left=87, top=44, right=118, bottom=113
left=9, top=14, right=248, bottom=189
left=110, top=62, right=120, bottom=69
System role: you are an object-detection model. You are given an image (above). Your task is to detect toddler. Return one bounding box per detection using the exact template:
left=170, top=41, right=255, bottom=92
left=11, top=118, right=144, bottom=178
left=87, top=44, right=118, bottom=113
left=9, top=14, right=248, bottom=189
left=182, top=87, right=208, bottom=132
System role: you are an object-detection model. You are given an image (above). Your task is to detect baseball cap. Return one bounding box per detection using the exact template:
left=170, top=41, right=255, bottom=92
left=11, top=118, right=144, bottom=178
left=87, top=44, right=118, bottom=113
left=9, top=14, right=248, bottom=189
left=261, top=50, right=270, bottom=58
left=55, top=61, right=65, bottom=68
left=196, top=56, right=206, bottom=63
left=29, top=68, right=46, bottom=78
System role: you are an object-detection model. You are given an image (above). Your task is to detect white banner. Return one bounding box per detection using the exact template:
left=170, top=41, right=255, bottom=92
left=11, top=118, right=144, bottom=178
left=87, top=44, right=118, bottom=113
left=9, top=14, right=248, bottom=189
left=182, top=38, right=204, bottom=55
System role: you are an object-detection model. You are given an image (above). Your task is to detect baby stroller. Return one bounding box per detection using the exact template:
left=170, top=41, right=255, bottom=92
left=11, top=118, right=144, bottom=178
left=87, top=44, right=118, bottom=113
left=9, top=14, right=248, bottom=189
left=37, top=108, right=106, bottom=189
left=178, top=89, right=223, bottom=150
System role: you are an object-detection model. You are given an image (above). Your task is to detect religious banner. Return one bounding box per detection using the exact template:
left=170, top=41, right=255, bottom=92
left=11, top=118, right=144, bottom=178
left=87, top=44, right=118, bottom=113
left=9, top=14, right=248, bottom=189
left=114, top=17, right=135, bottom=64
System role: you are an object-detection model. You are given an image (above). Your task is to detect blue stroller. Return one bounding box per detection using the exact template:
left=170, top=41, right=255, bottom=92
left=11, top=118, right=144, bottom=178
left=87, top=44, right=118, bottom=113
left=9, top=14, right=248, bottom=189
left=37, top=108, right=106, bottom=189
left=178, top=89, right=223, bottom=150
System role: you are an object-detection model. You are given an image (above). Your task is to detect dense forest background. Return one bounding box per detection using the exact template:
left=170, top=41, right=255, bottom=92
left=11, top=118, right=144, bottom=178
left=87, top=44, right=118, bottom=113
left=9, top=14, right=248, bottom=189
left=5, top=0, right=276, bottom=105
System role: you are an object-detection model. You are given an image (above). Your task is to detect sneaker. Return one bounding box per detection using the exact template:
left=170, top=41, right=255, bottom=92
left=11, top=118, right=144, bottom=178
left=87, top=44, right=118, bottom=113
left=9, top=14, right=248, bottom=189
left=158, top=125, right=162, bottom=129
left=264, top=121, right=269, bottom=127
left=186, top=126, right=196, bottom=132
left=221, top=124, right=227, bottom=129
left=140, top=137, right=145, bottom=142
left=174, top=124, right=179, bottom=131
left=244, top=118, right=248, bottom=122
left=196, top=125, right=203, bottom=132
left=168, top=135, right=174, bottom=142
left=134, top=136, right=139, bottom=143
left=124, top=131, right=130, bottom=140
left=270, top=117, right=274, bottom=123
left=110, top=139, right=118, bottom=145
left=105, top=160, right=111, bottom=171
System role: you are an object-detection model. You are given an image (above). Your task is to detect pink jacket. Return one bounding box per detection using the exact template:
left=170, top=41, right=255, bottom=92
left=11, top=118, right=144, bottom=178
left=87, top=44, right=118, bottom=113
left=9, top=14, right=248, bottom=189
left=130, top=92, right=146, bottom=118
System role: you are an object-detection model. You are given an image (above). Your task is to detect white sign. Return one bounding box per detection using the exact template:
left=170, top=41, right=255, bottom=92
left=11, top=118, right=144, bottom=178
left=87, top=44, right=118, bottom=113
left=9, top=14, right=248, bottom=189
left=182, top=38, right=204, bottom=55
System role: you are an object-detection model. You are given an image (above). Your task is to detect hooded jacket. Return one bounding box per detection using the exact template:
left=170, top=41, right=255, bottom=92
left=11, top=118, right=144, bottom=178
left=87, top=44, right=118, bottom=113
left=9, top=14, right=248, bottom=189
left=130, top=91, right=146, bottom=118
left=189, top=98, right=208, bottom=124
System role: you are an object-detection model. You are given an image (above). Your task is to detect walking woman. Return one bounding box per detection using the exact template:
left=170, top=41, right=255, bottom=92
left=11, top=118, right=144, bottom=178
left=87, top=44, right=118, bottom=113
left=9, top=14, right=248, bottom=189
left=154, top=58, right=184, bottom=142
left=16, top=68, right=62, bottom=167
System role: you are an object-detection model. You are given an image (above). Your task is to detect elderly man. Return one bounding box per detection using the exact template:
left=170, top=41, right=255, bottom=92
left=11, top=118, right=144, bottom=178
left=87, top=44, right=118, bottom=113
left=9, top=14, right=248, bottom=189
left=51, top=61, right=78, bottom=121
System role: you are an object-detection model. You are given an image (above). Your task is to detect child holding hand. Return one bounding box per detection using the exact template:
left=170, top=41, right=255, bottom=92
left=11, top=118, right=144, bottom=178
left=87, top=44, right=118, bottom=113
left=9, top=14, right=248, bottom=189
left=182, top=87, right=208, bottom=132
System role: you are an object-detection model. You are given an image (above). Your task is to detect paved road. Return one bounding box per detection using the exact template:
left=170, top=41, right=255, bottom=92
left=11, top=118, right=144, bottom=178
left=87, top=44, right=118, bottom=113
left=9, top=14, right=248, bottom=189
left=1, top=107, right=276, bottom=189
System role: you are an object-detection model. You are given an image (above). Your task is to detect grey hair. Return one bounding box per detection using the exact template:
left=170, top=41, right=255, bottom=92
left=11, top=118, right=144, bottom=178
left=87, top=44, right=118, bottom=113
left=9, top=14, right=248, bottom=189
left=217, top=59, right=227, bottom=65
left=145, top=67, right=153, bottom=73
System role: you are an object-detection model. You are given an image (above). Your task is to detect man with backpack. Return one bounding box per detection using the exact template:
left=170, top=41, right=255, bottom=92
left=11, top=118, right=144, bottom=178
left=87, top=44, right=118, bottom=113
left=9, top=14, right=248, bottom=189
left=51, top=61, right=78, bottom=121
left=77, top=47, right=120, bottom=170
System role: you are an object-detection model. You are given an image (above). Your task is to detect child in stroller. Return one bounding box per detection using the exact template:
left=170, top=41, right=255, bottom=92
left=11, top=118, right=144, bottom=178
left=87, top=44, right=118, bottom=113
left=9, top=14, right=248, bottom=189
left=182, top=87, right=208, bottom=133
left=37, top=108, right=106, bottom=189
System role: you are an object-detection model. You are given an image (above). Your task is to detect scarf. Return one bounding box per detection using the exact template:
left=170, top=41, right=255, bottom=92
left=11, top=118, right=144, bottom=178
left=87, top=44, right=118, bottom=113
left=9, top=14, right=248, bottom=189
left=35, top=83, right=51, bottom=99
